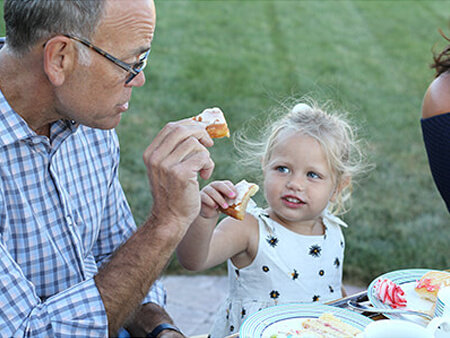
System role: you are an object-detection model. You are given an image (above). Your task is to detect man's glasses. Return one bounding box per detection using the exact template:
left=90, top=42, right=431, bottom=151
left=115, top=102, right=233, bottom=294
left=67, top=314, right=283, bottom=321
left=64, top=34, right=150, bottom=84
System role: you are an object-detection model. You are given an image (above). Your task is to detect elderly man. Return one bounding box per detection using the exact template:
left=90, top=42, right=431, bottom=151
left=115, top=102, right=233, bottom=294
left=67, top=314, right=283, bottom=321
left=0, top=0, right=214, bottom=337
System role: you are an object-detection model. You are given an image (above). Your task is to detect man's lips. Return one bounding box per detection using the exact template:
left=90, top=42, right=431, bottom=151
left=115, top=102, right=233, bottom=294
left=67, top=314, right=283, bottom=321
left=117, top=102, right=129, bottom=112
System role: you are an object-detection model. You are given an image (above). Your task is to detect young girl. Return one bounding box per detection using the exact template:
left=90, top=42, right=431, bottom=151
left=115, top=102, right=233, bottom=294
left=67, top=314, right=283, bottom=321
left=177, top=98, right=370, bottom=338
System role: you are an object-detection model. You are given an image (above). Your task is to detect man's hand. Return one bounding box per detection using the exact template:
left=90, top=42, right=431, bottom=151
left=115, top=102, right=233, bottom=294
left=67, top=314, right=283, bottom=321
left=143, top=119, right=215, bottom=234
left=125, top=302, right=185, bottom=337
left=158, top=331, right=184, bottom=338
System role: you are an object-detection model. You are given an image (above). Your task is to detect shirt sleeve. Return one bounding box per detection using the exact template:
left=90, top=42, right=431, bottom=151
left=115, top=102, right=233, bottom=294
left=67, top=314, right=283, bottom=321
left=93, top=130, right=137, bottom=265
left=421, top=113, right=450, bottom=212
left=144, top=279, right=167, bottom=307
left=0, top=241, right=108, bottom=337
left=92, top=130, right=167, bottom=307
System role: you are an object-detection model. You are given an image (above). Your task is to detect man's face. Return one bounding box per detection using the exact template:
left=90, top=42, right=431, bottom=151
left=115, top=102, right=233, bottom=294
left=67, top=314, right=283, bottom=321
left=55, top=0, right=156, bottom=130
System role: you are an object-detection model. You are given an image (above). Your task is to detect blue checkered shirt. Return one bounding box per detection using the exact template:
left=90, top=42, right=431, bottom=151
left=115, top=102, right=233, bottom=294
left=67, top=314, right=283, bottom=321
left=0, top=90, right=166, bottom=337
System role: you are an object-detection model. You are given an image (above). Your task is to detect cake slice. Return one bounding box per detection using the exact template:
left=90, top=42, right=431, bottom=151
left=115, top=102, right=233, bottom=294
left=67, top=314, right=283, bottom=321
left=301, top=313, right=362, bottom=337
left=415, top=270, right=450, bottom=303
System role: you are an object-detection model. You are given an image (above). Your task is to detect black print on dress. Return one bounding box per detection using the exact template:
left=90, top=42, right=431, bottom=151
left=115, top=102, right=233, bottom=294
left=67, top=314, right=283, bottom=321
left=340, top=240, right=344, bottom=248
left=230, top=325, right=234, bottom=332
left=309, top=244, right=322, bottom=257
left=270, top=290, right=280, bottom=300
left=241, top=307, right=246, bottom=318
left=312, top=295, right=320, bottom=302
left=291, top=269, right=299, bottom=280
left=226, top=302, right=232, bottom=320
left=334, top=257, right=340, bottom=268
left=319, top=269, right=325, bottom=276
left=235, top=269, right=240, bottom=278
left=266, top=235, right=279, bottom=247
left=324, top=225, right=328, bottom=239
left=329, top=285, right=334, bottom=293
left=262, top=265, right=270, bottom=273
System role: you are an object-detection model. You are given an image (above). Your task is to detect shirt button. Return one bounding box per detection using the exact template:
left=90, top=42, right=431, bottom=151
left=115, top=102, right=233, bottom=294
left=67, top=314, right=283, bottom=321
left=66, top=215, right=73, bottom=225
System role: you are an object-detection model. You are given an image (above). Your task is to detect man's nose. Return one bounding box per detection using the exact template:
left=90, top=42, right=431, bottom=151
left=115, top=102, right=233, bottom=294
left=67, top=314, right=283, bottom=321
left=127, top=71, right=146, bottom=87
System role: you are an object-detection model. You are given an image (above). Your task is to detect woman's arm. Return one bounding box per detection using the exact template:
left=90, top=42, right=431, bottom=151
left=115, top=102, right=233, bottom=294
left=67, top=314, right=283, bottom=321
left=422, top=72, right=450, bottom=118
left=421, top=72, right=450, bottom=211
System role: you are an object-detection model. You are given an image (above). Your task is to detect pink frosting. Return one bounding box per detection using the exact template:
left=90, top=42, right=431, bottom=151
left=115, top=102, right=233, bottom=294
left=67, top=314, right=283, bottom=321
left=373, top=278, right=407, bottom=308
left=415, top=278, right=440, bottom=292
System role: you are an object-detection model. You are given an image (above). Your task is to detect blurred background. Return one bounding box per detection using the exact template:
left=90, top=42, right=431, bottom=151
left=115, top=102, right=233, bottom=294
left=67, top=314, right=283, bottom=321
left=1, top=1, right=449, bottom=287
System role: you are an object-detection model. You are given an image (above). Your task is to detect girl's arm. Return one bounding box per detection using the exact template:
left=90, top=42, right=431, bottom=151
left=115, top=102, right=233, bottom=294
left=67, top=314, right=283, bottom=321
left=177, top=181, right=258, bottom=271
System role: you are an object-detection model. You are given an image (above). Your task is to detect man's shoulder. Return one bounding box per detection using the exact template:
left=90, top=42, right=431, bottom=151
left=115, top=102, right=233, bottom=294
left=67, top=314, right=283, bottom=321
left=76, top=125, right=119, bottom=146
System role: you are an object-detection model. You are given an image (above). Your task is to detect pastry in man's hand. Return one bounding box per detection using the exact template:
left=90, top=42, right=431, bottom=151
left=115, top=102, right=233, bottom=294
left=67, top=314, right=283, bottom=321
left=219, top=180, right=259, bottom=221
left=192, top=107, right=230, bottom=139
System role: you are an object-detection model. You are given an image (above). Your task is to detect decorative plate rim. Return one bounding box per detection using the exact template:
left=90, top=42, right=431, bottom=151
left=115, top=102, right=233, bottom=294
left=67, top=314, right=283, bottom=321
left=367, top=268, right=438, bottom=320
left=239, top=302, right=373, bottom=338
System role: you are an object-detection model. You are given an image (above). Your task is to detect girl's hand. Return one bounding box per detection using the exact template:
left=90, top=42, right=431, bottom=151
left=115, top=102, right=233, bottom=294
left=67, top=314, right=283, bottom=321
left=199, top=180, right=236, bottom=219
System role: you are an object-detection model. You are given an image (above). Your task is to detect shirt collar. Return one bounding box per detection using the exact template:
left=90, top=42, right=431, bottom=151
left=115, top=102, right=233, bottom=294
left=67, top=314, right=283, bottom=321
left=0, top=89, right=78, bottom=149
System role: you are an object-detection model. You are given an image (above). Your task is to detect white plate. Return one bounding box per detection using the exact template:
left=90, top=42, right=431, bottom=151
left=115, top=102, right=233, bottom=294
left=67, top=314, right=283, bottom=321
left=239, top=303, right=373, bottom=338
left=367, top=268, right=437, bottom=325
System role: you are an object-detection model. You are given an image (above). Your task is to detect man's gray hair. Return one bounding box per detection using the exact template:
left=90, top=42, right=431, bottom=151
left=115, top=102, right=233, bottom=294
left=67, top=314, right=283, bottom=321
left=4, top=0, right=106, bottom=56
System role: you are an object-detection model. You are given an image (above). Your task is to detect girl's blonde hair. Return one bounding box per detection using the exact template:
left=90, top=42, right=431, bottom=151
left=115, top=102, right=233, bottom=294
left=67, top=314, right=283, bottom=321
left=235, top=96, right=372, bottom=215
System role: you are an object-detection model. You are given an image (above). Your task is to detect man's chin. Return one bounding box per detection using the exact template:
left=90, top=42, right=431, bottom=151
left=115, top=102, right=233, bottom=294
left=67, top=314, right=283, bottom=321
left=82, top=115, right=122, bottom=130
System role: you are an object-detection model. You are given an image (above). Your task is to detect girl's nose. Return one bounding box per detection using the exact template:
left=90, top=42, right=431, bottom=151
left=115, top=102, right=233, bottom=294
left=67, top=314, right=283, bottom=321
left=286, top=177, right=304, bottom=191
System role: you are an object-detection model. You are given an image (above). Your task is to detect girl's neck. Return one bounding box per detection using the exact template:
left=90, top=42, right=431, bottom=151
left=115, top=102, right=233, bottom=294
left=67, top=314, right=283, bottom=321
left=266, top=210, right=325, bottom=236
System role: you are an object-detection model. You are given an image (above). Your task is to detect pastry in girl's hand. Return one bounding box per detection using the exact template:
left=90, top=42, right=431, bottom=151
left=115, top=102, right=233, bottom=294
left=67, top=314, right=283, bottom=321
left=192, top=107, right=230, bottom=139
left=415, top=270, right=450, bottom=303
left=219, top=180, right=259, bottom=221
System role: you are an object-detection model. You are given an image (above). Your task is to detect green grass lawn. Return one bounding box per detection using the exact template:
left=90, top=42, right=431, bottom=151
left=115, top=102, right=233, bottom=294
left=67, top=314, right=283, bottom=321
left=118, top=0, right=450, bottom=286
left=1, top=1, right=449, bottom=287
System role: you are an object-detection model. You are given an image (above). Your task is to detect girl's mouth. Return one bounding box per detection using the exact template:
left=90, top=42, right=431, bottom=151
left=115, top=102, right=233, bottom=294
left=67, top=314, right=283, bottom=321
left=282, top=196, right=306, bottom=207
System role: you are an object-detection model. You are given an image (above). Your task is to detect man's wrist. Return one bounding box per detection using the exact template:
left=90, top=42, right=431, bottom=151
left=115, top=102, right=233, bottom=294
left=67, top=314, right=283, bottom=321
left=146, top=323, right=183, bottom=338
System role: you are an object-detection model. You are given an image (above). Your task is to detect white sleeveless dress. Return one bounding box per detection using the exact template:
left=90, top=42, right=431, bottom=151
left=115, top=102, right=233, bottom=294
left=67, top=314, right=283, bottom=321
left=209, top=202, right=347, bottom=338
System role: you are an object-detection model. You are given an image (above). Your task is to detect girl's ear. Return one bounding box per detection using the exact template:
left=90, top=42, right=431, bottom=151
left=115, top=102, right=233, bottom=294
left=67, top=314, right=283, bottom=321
left=330, top=176, right=351, bottom=203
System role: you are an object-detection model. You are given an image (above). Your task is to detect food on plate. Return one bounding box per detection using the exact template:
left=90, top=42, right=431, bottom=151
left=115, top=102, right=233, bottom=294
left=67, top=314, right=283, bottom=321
left=219, top=180, right=259, bottom=221
left=269, top=313, right=362, bottom=337
left=373, top=278, right=407, bottom=308
left=415, top=270, right=450, bottom=303
left=192, top=107, right=230, bottom=139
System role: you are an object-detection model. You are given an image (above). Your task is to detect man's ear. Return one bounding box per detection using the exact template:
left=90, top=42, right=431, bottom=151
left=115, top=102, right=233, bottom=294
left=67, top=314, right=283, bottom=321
left=43, top=36, right=76, bottom=86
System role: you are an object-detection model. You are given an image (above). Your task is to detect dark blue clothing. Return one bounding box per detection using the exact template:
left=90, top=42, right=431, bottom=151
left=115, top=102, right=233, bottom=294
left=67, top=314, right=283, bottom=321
left=421, top=112, right=450, bottom=212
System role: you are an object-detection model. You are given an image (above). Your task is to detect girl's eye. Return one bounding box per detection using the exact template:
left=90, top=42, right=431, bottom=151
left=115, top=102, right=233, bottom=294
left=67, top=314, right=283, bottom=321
left=276, top=166, right=290, bottom=174
left=307, top=171, right=320, bottom=179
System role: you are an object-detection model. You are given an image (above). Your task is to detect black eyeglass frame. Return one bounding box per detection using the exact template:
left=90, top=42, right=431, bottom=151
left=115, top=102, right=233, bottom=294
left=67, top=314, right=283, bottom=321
left=64, top=34, right=150, bottom=84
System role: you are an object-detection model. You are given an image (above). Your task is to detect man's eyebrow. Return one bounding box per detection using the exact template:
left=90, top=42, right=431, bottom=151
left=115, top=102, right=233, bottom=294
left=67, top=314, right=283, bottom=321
left=132, top=45, right=151, bottom=56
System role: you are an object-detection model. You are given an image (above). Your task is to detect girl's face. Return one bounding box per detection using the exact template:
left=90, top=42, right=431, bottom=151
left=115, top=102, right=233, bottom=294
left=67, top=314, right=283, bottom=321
left=263, top=132, right=339, bottom=230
